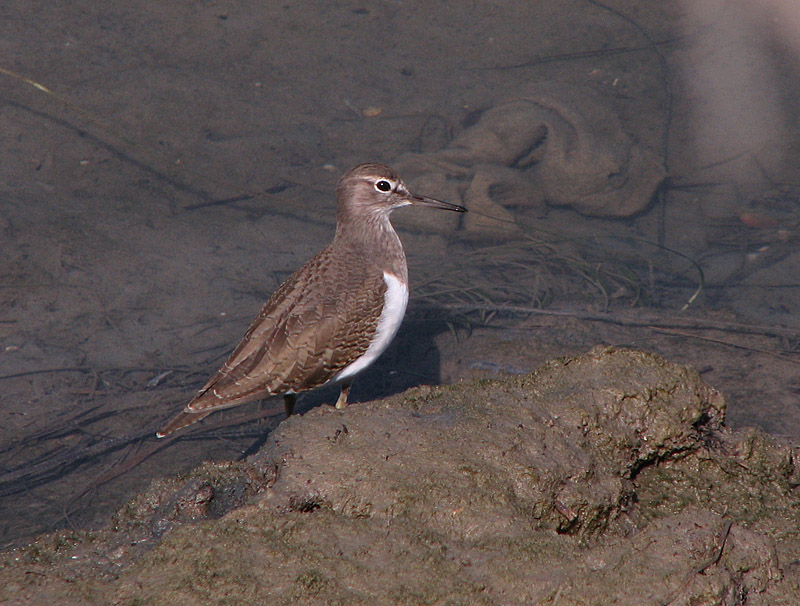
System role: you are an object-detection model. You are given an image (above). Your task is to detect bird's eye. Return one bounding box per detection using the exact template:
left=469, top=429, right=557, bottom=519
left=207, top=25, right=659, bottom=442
left=375, top=180, right=392, bottom=192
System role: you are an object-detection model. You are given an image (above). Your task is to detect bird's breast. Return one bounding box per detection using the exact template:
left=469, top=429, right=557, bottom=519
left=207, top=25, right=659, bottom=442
left=333, top=271, right=409, bottom=383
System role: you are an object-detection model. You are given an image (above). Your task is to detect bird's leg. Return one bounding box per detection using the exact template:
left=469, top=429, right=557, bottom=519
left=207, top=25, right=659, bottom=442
left=334, top=382, right=351, bottom=409
left=284, top=393, right=297, bottom=417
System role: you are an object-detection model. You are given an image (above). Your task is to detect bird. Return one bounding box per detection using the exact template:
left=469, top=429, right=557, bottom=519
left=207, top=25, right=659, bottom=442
left=156, top=163, right=466, bottom=437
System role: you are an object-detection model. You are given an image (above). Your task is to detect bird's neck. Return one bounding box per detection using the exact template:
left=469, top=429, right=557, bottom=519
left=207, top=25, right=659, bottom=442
left=333, top=210, right=407, bottom=281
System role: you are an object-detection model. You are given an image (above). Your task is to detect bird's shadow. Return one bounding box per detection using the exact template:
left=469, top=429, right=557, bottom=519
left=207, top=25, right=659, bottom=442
left=289, top=302, right=455, bottom=416
left=229, top=303, right=459, bottom=460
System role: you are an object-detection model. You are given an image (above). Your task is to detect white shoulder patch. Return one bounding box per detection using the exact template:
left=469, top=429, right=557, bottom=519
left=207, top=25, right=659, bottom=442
left=334, top=272, right=409, bottom=383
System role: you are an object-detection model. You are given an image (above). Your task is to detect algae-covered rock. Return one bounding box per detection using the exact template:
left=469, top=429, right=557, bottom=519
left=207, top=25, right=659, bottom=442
left=1, top=347, right=798, bottom=605
left=249, top=347, right=725, bottom=539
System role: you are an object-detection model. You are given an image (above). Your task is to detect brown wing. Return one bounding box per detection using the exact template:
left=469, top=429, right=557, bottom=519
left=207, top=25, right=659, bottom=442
left=157, top=246, right=386, bottom=437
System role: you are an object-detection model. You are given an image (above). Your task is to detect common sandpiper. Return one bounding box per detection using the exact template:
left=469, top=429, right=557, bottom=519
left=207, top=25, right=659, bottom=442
left=157, top=163, right=465, bottom=437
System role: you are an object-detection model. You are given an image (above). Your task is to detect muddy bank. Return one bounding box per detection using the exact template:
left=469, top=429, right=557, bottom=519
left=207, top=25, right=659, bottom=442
left=1, top=348, right=798, bottom=604
left=4, top=0, right=800, bottom=549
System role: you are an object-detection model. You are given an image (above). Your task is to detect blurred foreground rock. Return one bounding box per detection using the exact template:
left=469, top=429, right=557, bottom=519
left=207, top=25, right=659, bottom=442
left=2, top=347, right=798, bottom=605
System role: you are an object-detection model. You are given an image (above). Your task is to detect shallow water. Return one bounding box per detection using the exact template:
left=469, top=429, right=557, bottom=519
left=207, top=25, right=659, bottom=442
left=1, top=1, right=799, bottom=547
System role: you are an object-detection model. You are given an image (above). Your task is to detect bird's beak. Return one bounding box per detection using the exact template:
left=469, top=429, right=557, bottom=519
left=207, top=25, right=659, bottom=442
left=406, top=192, right=467, bottom=212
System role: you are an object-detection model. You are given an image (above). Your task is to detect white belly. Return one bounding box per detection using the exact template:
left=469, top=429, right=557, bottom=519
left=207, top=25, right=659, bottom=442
left=334, top=271, right=408, bottom=383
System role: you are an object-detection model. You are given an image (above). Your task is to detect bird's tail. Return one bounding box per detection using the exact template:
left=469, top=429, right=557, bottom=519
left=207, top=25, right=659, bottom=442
left=156, top=408, right=213, bottom=438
